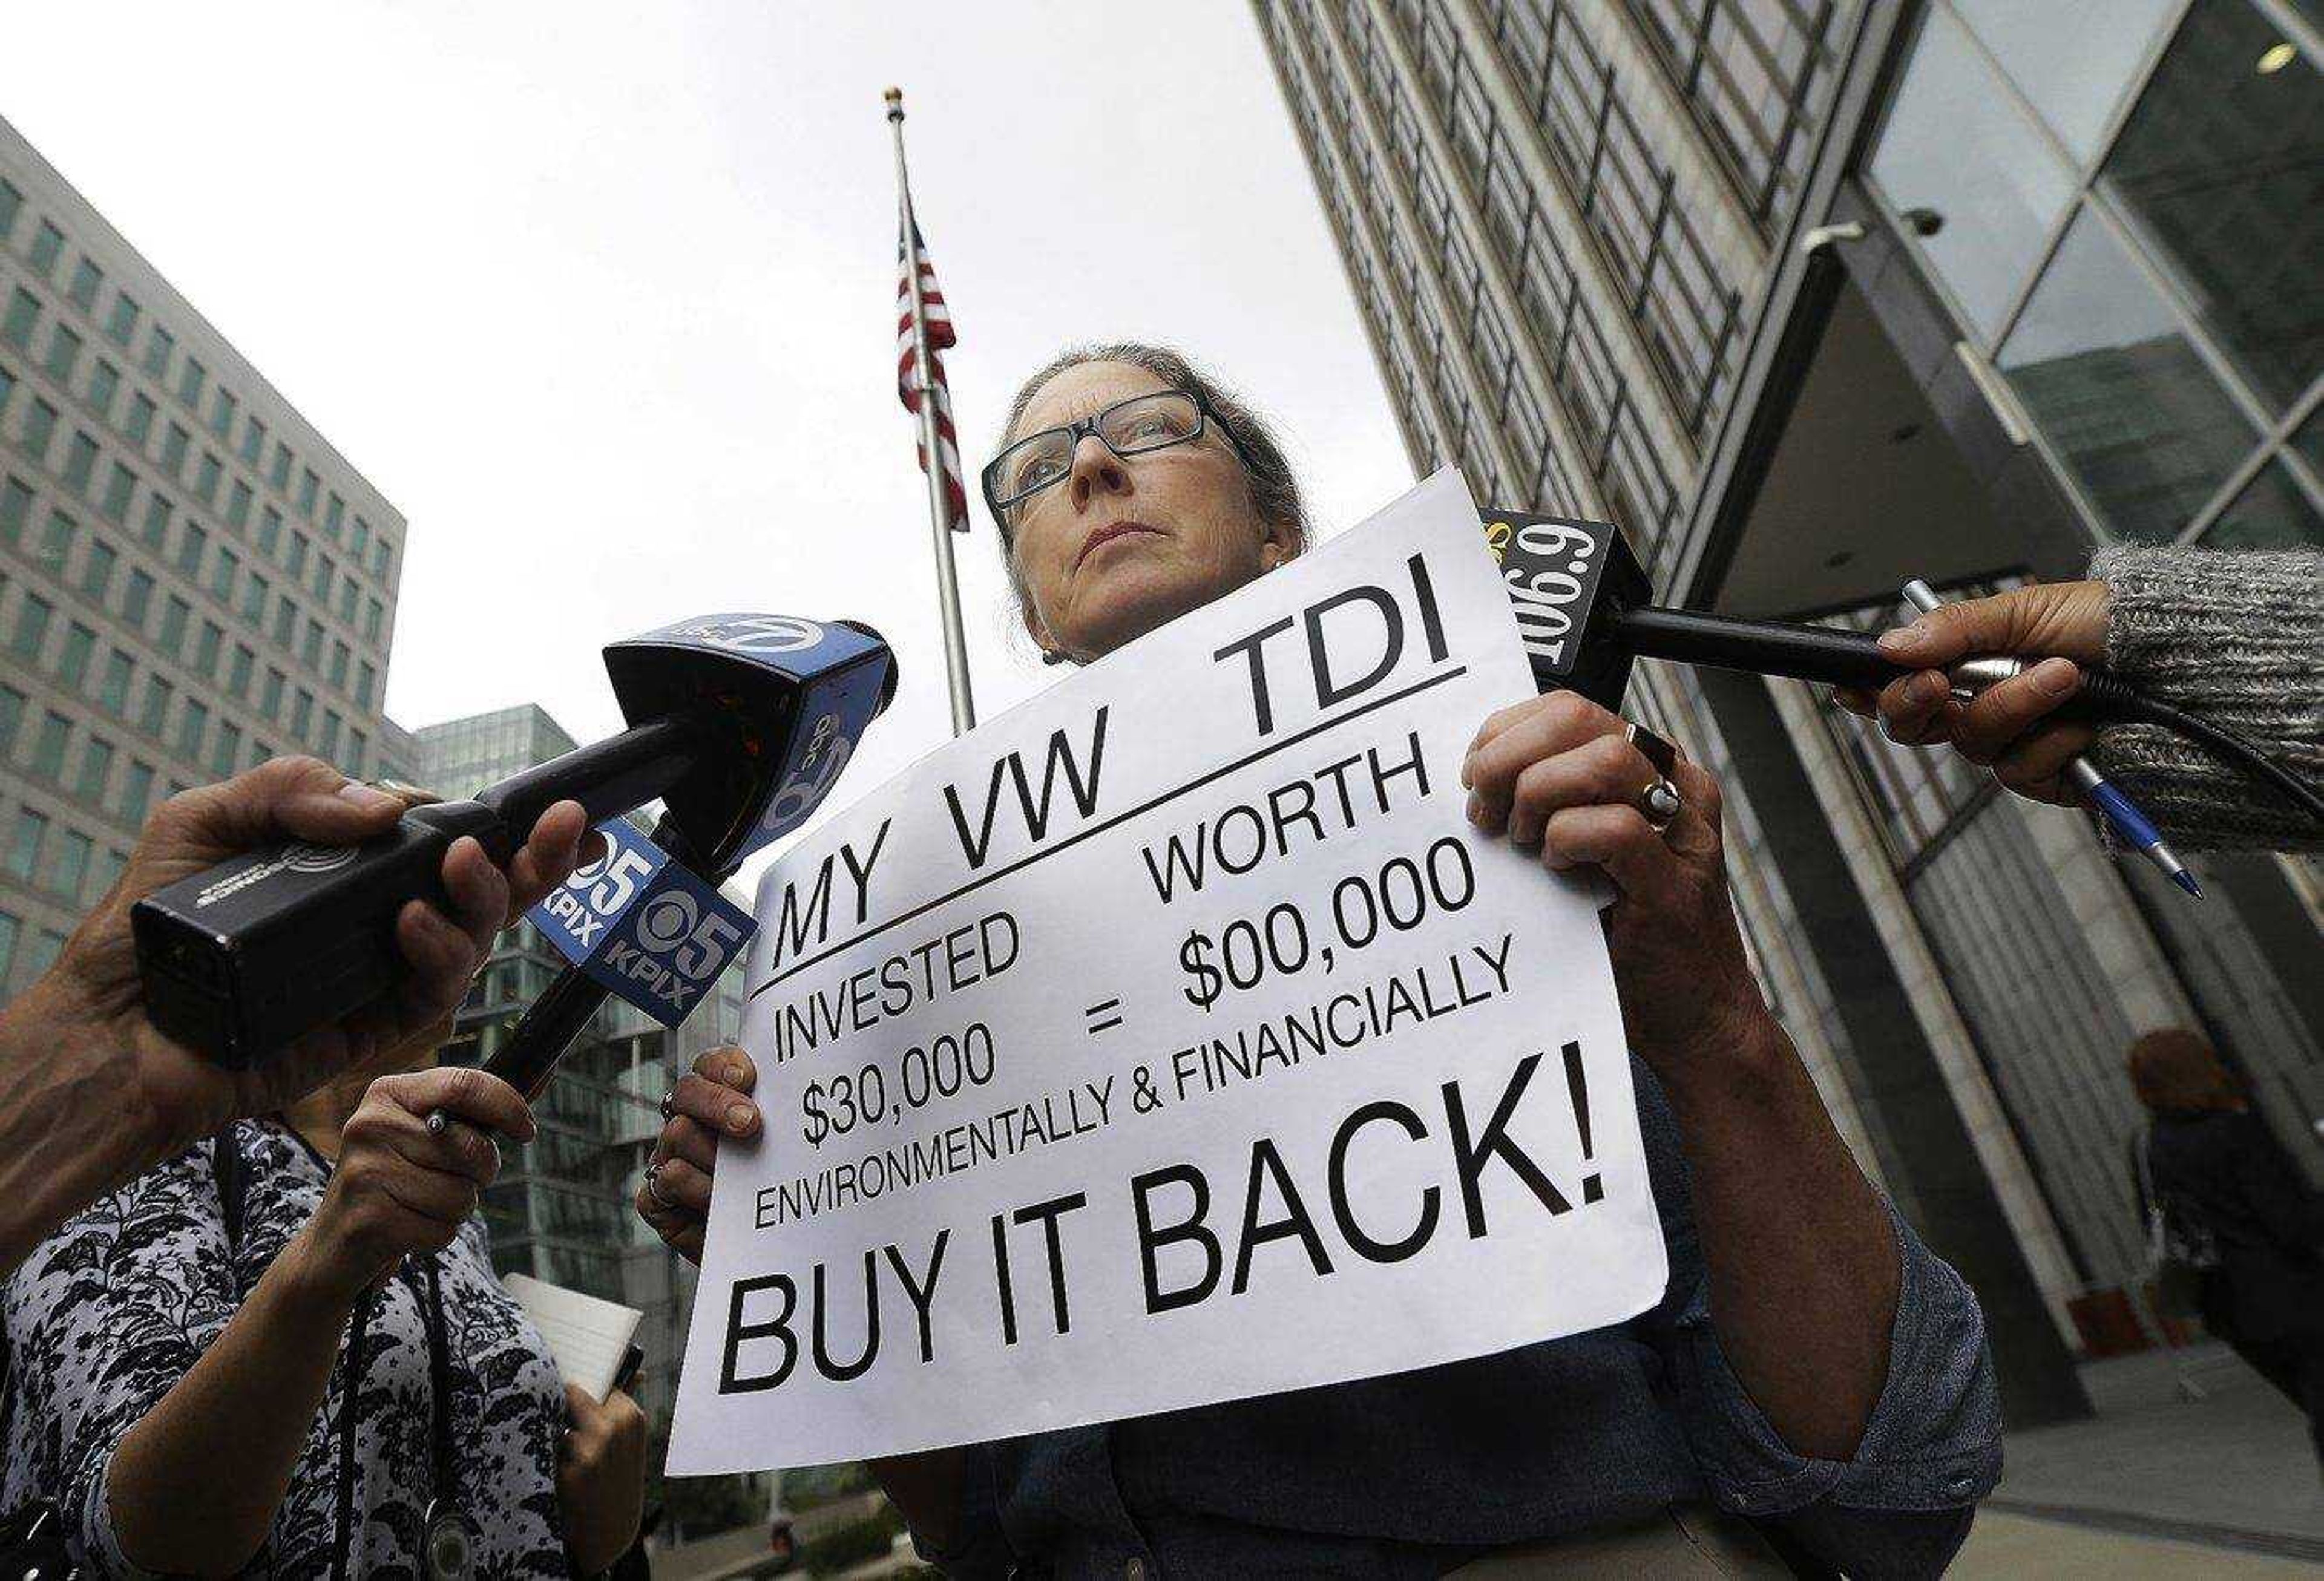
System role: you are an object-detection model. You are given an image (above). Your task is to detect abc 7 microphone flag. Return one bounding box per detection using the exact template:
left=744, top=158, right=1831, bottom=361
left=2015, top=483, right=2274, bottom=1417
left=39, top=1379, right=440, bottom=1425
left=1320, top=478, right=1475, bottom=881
left=666, top=469, right=1664, bottom=1471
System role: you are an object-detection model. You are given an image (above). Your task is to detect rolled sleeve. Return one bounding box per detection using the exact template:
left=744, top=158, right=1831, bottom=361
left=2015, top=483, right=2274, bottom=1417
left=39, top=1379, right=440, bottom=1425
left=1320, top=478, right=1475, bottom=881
left=1663, top=1200, right=2001, bottom=1574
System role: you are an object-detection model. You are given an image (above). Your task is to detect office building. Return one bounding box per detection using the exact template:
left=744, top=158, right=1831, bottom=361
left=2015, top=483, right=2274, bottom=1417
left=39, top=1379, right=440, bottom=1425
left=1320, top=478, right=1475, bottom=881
left=0, top=114, right=404, bottom=997
left=1255, top=0, right=2320, bottom=1422
left=415, top=703, right=746, bottom=1426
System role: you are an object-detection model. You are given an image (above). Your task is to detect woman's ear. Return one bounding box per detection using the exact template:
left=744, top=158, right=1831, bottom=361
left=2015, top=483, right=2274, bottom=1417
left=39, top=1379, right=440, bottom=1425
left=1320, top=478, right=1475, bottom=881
left=1258, top=516, right=1304, bottom=572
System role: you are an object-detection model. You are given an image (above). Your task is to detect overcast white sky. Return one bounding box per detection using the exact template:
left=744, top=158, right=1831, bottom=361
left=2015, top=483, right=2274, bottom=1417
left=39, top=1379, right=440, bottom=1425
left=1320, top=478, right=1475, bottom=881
left=1, top=2, right=1413, bottom=884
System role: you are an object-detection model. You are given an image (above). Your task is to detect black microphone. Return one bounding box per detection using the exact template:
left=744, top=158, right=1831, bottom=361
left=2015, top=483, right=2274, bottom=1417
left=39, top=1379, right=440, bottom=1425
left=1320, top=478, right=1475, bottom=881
left=134, top=613, right=898, bottom=1069
left=1487, top=508, right=2074, bottom=709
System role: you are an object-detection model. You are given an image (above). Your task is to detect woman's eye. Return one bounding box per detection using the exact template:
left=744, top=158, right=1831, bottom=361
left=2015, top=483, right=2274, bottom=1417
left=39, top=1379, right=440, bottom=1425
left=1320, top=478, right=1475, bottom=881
left=1014, top=454, right=1064, bottom=491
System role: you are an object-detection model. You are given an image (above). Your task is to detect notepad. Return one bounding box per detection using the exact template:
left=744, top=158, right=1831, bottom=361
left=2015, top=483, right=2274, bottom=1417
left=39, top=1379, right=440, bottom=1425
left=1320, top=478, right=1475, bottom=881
left=504, top=1273, right=645, bottom=1400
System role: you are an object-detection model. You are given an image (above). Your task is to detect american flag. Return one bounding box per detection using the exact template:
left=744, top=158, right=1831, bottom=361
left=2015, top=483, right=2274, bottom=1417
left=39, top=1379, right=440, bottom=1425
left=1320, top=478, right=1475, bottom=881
left=896, top=218, right=968, bottom=533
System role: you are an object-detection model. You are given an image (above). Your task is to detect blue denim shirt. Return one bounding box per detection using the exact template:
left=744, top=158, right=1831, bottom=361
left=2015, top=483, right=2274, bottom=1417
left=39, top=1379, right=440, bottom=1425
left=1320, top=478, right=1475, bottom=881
left=919, top=1059, right=2001, bottom=1579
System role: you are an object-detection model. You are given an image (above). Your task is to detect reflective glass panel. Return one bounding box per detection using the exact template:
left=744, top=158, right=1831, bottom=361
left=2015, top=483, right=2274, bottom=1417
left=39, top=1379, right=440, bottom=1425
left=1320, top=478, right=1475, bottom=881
left=2099, top=0, right=2324, bottom=410
left=1870, top=5, right=2078, bottom=338
left=1955, top=0, right=2178, bottom=163
left=2000, top=206, right=2255, bottom=542
left=2203, top=459, right=2323, bottom=549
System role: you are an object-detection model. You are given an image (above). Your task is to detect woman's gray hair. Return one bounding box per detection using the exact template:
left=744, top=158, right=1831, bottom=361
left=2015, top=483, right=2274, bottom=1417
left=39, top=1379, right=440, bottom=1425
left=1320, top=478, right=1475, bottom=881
left=990, top=343, right=1311, bottom=604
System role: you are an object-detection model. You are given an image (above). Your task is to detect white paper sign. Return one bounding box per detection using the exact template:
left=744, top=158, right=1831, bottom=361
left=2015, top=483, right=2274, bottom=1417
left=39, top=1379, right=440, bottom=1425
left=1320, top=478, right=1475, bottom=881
left=668, top=470, right=1666, bottom=1473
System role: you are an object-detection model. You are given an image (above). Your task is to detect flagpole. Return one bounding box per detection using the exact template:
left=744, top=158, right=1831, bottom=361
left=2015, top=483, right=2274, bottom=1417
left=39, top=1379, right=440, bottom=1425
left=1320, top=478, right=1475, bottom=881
left=886, top=86, right=977, bottom=737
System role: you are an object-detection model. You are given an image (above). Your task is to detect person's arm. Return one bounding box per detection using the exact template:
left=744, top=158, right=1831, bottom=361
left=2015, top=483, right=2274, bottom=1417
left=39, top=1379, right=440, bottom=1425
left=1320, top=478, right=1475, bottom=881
left=0, top=755, right=596, bottom=1274
left=1843, top=548, right=2321, bottom=850
left=1463, top=693, right=1900, bottom=1455
left=640, top=1048, right=997, bottom=1567
left=104, top=1067, right=532, bottom=1574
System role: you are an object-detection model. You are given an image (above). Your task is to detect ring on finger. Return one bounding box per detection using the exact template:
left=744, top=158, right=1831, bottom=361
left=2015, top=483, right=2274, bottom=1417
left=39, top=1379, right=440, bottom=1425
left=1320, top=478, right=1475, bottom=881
left=643, top=1161, right=677, bottom=1211
left=1640, top=776, right=1683, bottom=826
left=1623, top=722, right=1682, bottom=827
left=658, top=1088, right=676, bottom=1122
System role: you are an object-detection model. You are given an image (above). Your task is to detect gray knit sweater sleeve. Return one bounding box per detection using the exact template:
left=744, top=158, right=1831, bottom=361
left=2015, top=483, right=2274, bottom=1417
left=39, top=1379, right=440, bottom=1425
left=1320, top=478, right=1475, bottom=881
left=2086, top=544, right=2321, bottom=852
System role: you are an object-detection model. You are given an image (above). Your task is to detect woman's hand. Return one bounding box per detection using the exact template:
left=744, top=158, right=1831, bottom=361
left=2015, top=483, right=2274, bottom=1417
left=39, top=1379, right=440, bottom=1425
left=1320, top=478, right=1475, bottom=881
left=1461, top=692, right=1767, bottom=1072
left=1833, top=579, right=2111, bottom=807
left=635, top=1046, right=760, bottom=1263
left=558, top=1382, right=647, bottom=1576
left=288, top=1066, right=534, bottom=1304
left=21, top=756, right=599, bottom=1162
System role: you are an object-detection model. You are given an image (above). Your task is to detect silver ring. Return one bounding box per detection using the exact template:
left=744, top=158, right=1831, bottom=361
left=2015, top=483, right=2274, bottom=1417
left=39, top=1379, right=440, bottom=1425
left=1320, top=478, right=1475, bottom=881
left=658, top=1088, right=676, bottom=1122
left=1641, top=777, right=1682, bottom=825
left=643, top=1162, right=676, bottom=1210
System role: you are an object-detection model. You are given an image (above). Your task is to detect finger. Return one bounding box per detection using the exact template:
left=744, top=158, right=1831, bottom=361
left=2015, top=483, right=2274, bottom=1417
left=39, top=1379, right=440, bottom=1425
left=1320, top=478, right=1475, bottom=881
left=1992, top=724, right=2099, bottom=806
left=1875, top=581, right=2109, bottom=669
left=505, top=801, right=599, bottom=918
left=1465, top=695, right=1621, bottom=830
left=563, top=1381, right=605, bottom=1424
left=693, top=1044, right=757, bottom=1095
left=1874, top=670, right=1957, bottom=746
left=384, top=1065, right=536, bottom=1142
left=351, top=1092, right=504, bottom=1183
left=1952, top=658, right=2083, bottom=765
left=1505, top=735, right=1655, bottom=848
left=634, top=1179, right=705, bottom=1262
left=1462, top=697, right=1549, bottom=782
left=367, top=1160, right=480, bottom=1226
left=164, top=756, right=408, bottom=855
left=645, top=1155, right=713, bottom=1215
left=654, top=1113, right=720, bottom=1174
left=1540, top=803, right=1678, bottom=900
left=669, top=1072, right=759, bottom=1141
left=1831, top=688, right=1876, bottom=719
left=439, top=836, right=511, bottom=957
left=392, top=900, right=482, bottom=1015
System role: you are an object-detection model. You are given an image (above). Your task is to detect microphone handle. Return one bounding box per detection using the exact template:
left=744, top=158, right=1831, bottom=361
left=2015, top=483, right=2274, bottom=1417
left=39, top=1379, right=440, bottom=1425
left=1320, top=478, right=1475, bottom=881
left=484, top=966, right=614, bottom=1102
left=1611, top=606, right=1907, bottom=692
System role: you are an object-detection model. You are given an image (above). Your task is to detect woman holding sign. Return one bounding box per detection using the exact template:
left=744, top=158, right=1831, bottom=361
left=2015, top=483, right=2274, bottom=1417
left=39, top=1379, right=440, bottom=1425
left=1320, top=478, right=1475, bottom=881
left=642, top=345, right=2000, bottom=1577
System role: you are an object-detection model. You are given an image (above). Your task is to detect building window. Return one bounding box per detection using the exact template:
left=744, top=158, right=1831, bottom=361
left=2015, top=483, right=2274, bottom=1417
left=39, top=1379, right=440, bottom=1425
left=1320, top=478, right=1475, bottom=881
left=158, top=595, right=190, bottom=658
left=329, top=640, right=350, bottom=689
left=209, top=387, right=237, bottom=440
left=239, top=570, right=267, bottom=627
left=67, top=258, right=101, bottom=312
left=363, top=596, right=383, bottom=642
left=104, top=292, right=139, bottom=347
left=174, top=522, right=206, bottom=579
left=2000, top=206, right=2256, bottom=544
left=0, top=477, right=25, bottom=545
left=297, top=468, right=319, bottom=515
left=137, top=674, right=171, bottom=736
left=269, top=442, right=291, bottom=491
left=260, top=666, right=286, bottom=718
left=212, top=722, right=240, bottom=779
left=30, top=712, right=69, bottom=782
left=240, top=415, right=264, bottom=466
left=324, top=492, right=344, bottom=538
left=57, top=622, right=94, bottom=690
left=0, top=686, right=19, bottom=756
left=228, top=643, right=255, bottom=698
left=99, top=462, right=134, bottom=524
left=193, top=451, right=222, bottom=506
left=61, top=431, right=99, bottom=494
left=300, top=618, right=323, bottom=669
left=122, top=568, right=154, bottom=627
left=117, top=759, right=154, bottom=822
left=98, top=649, right=132, bottom=715
left=2204, top=460, right=2323, bottom=550
left=74, top=735, right=112, bottom=803
left=290, top=688, right=313, bottom=739
left=176, top=699, right=208, bottom=758
left=160, top=422, right=190, bottom=476
left=21, top=398, right=58, bottom=468
left=33, top=508, right=72, bottom=577
left=52, top=830, right=91, bottom=902
left=2097, top=0, right=2323, bottom=413
left=286, top=532, right=309, bottom=579
left=44, top=322, right=81, bottom=383
left=176, top=356, right=206, bottom=409
left=79, top=539, right=115, bottom=601
left=28, top=222, right=64, bottom=277
left=8, top=591, right=51, bottom=661
left=194, top=620, right=223, bottom=678
left=85, top=358, right=119, bottom=419
left=4, top=809, right=47, bottom=883
left=356, top=660, right=376, bottom=709
left=271, top=595, right=295, bottom=646
left=225, top=477, right=252, bottom=529
left=0, top=178, right=19, bottom=240
left=258, top=505, right=282, bottom=556
left=142, top=324, right=174, bottom=379
left=1869, top=5, right=2076, bottom=339
left=1, top=289, right=38, bottom=352
left=124, top=392, right=154, bottom=446
left=139, top=493, right=171, bottom=550
left=211, top=547, right=238, bottom=601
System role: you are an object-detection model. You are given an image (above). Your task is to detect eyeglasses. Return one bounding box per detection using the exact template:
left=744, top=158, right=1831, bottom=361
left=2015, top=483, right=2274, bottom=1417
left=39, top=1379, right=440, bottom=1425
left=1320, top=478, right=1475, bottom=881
left=982, top=388, right=1251, bottom=529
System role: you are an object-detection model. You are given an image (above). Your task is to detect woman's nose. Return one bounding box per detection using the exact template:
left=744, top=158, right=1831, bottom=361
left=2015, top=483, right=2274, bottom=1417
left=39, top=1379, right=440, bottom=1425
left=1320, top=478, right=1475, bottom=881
left=1066, top=432, right=1129, bottom=511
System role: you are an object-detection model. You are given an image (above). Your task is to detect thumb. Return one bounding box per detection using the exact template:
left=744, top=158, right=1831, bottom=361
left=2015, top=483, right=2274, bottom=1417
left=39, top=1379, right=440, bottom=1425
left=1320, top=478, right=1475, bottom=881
left=171, top=756, right=409, bottom=853
left=563, top=1381, right=603, bottom=1423
left=1876, top=583, right=2107, bottom=668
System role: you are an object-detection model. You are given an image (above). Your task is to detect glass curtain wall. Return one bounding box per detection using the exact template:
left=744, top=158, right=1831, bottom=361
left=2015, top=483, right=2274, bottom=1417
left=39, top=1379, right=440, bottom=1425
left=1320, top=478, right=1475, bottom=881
left=1868, top=0, right=2323, bottom=549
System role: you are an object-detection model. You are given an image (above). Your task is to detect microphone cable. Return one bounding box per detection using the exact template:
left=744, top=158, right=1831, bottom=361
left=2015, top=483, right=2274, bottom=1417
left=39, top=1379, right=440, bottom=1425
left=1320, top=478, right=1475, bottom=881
left=2075, top=670, right=2324, bottom=825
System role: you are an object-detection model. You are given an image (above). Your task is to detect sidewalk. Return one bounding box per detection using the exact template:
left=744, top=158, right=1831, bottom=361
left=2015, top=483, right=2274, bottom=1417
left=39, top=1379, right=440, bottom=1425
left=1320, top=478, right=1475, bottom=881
left=1958, top=1342, right=2323, bottom=1572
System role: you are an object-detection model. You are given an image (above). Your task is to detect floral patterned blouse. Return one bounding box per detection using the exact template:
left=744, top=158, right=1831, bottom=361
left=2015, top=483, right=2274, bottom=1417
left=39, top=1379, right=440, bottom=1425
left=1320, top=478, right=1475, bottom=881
left=1, top=1118, right=573, bottom=1577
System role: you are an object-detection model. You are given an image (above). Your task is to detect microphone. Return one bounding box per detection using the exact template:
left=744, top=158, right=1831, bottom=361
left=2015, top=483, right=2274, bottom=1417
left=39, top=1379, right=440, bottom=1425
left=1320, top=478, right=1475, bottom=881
left=133, top=613, right=898, bottom=1069
left=1489, top=508, right=2092, bottom=710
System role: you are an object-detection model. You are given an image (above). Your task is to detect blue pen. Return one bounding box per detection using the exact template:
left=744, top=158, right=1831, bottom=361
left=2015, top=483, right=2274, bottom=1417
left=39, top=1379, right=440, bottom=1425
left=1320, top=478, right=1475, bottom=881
left=1900, top=580, right=2201, bottom=900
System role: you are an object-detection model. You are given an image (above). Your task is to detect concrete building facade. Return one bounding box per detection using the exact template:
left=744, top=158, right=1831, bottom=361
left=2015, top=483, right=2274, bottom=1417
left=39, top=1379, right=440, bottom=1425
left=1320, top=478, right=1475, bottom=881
left=0, top=114, right=404, bottom=997
left=415, top=703, right=746, bottom=1428
left=1253, top=0, right=2320, bottom=1424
